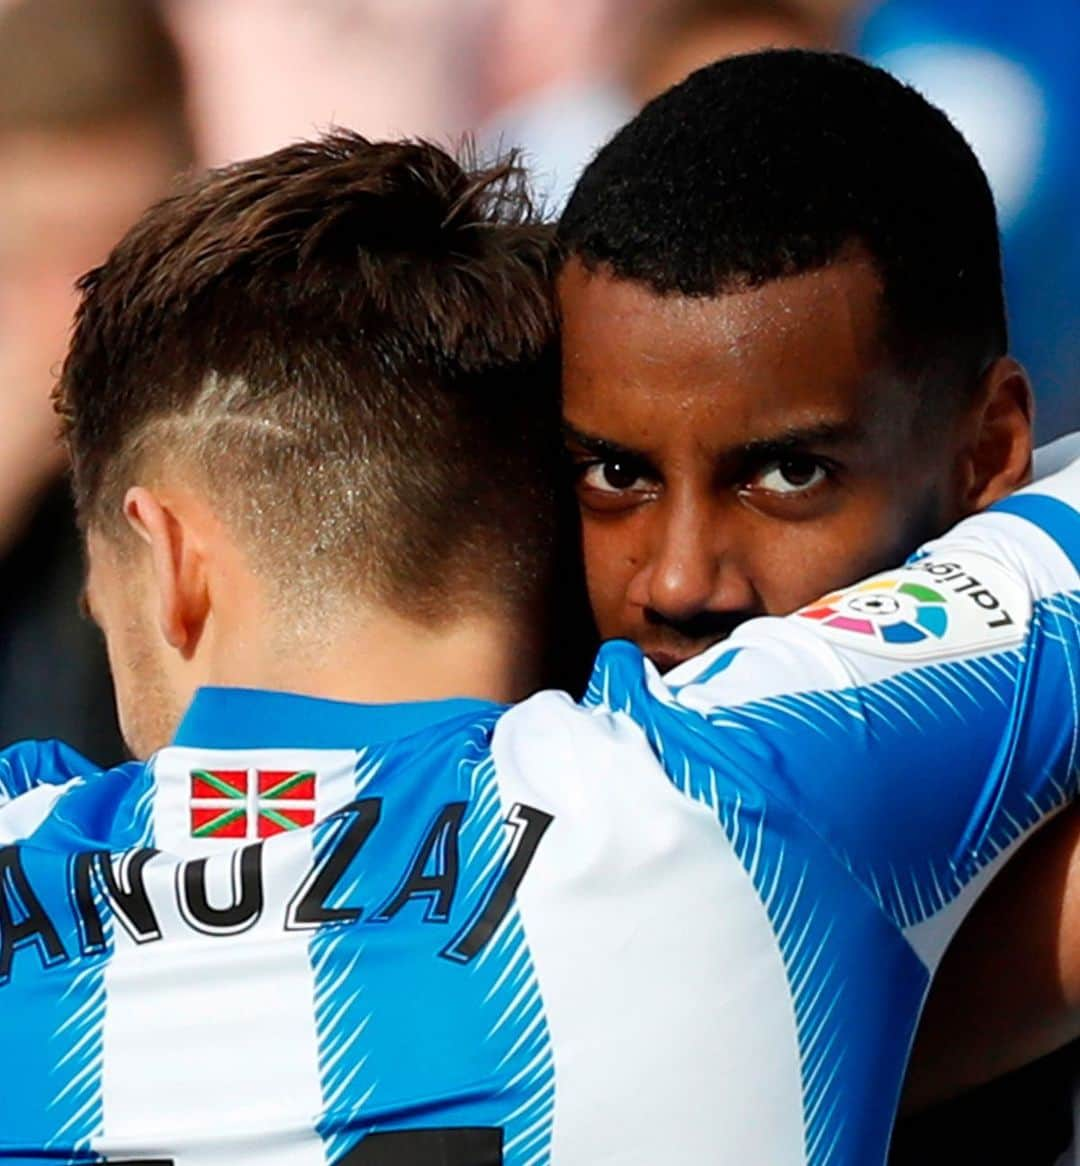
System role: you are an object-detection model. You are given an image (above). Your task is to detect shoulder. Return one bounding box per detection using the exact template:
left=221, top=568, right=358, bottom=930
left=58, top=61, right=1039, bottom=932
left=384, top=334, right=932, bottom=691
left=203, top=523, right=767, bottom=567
left=0, top=739, right=105, bottom=803
left=496, top=671, right=655, bottom=779
left=0, top=740, right=150, bottom=846
left=492, top=649, right=733, bottom=829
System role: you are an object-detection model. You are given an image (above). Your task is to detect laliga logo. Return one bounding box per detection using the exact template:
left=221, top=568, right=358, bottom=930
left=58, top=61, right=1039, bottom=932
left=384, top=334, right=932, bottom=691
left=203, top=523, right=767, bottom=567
left=799, top=579, right=948, bottom=645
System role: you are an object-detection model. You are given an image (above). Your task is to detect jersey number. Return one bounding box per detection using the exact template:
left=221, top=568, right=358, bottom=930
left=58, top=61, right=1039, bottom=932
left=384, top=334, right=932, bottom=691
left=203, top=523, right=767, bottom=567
left=107, top=1128, right=504, bottom=1165
left=340, top=1127, right=503, bottom=1164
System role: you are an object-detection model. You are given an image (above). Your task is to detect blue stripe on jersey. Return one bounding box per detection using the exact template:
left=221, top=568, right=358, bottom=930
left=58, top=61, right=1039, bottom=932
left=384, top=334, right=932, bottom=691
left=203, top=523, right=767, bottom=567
left=667, top=647, right=741, bottom=695
left=175, top=687, right=497, bottom=751
left=0, top=763, right=153, bottom=1159
left=993, top=494, right=1080, bottom=571
left=0, top=741, right=101, bottom=802
left=590, top=595, right=1080, bottom=1165
left=309, top=714, right=554, bottom=1165
left=688, top=595, right=1080, bottom=932
left=590, top=584, right=1080, bottom=940
left=594, top=649, right=927, bottom=1166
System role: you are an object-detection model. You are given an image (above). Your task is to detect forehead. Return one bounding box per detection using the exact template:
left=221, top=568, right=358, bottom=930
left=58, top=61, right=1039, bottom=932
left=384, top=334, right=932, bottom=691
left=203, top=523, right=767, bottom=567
left=559, top=256, right=897, bottom=447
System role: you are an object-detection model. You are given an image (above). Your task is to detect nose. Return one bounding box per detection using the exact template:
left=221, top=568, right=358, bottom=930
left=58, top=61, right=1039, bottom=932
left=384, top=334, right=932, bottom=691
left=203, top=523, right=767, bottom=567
left=627, top=497, right=755, bottom=623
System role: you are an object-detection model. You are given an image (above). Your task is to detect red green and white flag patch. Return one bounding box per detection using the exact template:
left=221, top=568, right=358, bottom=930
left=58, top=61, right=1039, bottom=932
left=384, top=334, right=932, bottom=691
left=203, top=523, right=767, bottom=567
left=189, top=768, right=317, bottom=839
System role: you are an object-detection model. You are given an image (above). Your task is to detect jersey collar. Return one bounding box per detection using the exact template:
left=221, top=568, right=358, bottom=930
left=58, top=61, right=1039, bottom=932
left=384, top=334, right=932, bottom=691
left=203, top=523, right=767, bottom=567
left=172, top=686, right=498, bottom=752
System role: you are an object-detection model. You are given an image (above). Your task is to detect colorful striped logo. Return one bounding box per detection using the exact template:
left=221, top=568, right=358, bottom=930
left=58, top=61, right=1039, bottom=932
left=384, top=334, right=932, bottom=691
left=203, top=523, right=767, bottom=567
left=798, top=578, right=949, bottom=645
left=190, top=769, right=317, bottom=838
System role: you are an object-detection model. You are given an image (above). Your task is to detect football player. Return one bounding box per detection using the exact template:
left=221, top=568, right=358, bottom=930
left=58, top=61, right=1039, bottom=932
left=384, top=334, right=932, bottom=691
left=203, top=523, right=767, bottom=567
left=0, top=129, right=1078, bottom=1165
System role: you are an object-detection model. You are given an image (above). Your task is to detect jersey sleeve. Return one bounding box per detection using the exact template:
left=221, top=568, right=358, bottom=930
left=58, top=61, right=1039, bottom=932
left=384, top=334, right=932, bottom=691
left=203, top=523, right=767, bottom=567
left=0, top=740, right=102, bottom=805
left=598, top=447, right=1080, bottom=969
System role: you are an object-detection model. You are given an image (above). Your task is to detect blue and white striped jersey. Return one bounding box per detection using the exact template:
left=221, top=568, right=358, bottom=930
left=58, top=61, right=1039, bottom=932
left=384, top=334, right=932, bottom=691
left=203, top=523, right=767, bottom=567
left=3, top=443, right=1080, bottom=1166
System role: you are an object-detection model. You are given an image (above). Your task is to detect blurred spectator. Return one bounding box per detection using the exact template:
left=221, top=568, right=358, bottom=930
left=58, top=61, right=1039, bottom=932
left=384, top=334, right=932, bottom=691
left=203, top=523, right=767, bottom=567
left=856, top=0, right=1079, bottom=441
left=0, top=0, right=194, bottom=763
left=168, top=0, right=488, bottom=166
left=477, top=0, right=637, bottom=115
left=627, top=0, right=828, bottom=101
left=482, top=0, right=832, bottom=211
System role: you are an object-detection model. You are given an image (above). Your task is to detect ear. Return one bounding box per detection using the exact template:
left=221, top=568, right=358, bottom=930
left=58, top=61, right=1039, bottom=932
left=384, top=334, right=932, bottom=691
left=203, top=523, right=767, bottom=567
left=123, top=486, right=210, bottom=658
left=962, top=357, right=1035, bottom=512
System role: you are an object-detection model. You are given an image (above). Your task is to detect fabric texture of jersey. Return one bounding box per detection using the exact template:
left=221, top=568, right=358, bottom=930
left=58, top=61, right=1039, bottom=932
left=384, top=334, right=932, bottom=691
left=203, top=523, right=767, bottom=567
left=2, top=448, right=1080, bottom=1164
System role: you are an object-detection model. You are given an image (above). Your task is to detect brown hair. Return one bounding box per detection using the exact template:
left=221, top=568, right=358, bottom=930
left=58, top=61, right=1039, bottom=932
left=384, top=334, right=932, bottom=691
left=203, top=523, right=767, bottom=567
left=0, top=0, right=192, bottom=162
left=58, top=133, right=562, bottom=624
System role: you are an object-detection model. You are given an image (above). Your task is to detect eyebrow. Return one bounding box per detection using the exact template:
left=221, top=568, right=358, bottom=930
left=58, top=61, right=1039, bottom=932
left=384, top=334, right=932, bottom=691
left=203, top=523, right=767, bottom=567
left=563, top=420, right=864, bottom=462
left=562, top=424, right=646, bottom=462
left=737, top=422, right=865, bottom=459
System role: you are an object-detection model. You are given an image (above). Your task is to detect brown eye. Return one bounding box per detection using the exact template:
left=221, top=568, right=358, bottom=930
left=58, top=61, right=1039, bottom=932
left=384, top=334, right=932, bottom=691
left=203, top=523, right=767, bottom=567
left=582, top=459, right=649, bottom=493
left=754, top=457, right=827, bottom=494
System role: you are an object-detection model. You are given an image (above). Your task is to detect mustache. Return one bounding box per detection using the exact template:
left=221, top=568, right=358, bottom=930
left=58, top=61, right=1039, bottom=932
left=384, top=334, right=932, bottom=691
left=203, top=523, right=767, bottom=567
left=642, top=607, right=754, bottom=645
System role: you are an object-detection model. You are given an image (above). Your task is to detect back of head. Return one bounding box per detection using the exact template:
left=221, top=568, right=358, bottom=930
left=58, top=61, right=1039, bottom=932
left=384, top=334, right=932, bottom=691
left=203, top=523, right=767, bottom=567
left=59, top=133, right=560, bottom=626
left=559, top=49, right=1006, bottom=395
left=0, top=0, right=192, bottom=162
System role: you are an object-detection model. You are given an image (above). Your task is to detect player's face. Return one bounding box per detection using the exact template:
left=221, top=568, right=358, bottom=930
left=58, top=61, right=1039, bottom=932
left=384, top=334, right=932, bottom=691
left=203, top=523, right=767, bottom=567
left=85, top=529, right=188, bottom=759
left=560, top=256, right=971, bottom=672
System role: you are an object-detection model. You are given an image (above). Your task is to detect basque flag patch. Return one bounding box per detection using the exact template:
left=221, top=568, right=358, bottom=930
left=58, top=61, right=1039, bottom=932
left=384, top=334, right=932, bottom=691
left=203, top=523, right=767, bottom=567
left=189, top=768, right=317, bottom=838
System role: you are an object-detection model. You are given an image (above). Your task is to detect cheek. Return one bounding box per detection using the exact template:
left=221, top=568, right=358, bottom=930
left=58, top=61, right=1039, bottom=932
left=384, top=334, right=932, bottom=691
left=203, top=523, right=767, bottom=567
left=751, top=498, right=940, bottom=616
left=746, top=515, right=893, bottom=615
left=109, top=620, right=153, bottom=711
left=581, top=518, right=642, bottom=632
left=111, top=628, right=178, bottom=759
left=95, top=587, right=171, bottom=757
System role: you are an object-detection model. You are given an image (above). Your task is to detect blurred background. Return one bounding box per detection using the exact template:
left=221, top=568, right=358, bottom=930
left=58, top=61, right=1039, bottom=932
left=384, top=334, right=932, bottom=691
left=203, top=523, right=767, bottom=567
left=0, top=0, right=1075, bottom=764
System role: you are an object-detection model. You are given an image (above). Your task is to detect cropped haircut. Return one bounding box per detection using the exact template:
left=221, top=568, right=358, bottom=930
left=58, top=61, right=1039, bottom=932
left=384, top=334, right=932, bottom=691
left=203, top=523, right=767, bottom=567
left=59, top=133, right=561, bottom=624
left=559, top=50, right=1006, bottom=396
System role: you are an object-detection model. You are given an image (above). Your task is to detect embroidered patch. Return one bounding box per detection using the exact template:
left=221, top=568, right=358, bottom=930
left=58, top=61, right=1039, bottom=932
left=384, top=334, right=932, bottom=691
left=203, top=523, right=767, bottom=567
left=189, top=769, right=317, bottom=838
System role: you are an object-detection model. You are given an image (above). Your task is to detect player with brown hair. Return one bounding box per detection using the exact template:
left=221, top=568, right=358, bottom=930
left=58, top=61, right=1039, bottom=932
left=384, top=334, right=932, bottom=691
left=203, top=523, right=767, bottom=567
left=1, top=125, right=1080, bottom=1165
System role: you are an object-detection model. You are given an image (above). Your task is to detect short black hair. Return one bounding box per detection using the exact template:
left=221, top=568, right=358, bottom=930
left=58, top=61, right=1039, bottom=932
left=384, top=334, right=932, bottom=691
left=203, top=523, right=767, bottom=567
left=60, top=133, right=560, bottom=625
left=559, top=50, right=1006, bottom=392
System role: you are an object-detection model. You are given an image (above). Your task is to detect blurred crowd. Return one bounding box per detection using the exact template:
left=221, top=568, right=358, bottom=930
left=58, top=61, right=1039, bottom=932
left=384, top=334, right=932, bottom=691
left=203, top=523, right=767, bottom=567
left=0, top=0, right=1076, bottom=766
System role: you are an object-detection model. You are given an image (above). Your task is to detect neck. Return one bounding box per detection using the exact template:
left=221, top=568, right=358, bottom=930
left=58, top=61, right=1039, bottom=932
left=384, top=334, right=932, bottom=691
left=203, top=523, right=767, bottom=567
left=205, top=603, right=543, bottom=707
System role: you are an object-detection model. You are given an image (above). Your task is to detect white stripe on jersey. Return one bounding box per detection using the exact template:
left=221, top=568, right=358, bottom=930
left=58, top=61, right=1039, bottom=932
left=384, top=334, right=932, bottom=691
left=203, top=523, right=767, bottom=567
left=493, top=692, right=806, bottom=1163
left=0, top=780, right=74, bottom=843
left=94, top=748, right=362, bottom=1165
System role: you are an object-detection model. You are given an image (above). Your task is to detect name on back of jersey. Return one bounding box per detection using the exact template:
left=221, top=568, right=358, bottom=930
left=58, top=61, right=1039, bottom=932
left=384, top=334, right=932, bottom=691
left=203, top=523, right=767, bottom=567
left=0, top=796, right=553, bottom=986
